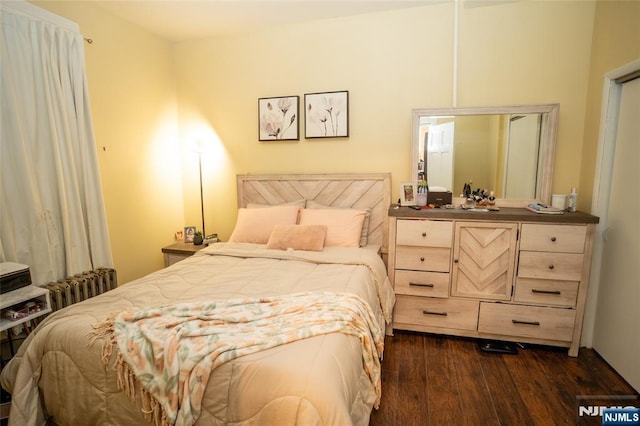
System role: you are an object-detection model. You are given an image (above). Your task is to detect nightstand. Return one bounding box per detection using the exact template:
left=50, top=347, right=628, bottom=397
left=161, top=242, right=207, bottom=267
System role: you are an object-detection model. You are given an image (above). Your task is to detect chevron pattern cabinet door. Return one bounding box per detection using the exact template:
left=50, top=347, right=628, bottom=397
left=451, top=222, right=518, bottom=300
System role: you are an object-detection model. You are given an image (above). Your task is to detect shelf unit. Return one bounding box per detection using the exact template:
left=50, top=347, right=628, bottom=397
left=1, top=285, right=51, bottom=333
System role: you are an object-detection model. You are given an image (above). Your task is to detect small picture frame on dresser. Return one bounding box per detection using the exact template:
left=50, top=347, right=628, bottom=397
left=400, top=182, right=417, bottom=206
left=184, top=226, right=196, bottom=243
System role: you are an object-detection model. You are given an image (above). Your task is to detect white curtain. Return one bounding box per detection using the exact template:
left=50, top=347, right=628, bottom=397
left=0, top=1, right=113, bottom=285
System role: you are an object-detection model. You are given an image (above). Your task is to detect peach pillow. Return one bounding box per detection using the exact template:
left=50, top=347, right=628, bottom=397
left=306, top=200, right=370, bottom=246
left=266, top=224, right=327, bottom=251
left=298, top=208, right=367, bottom=248
left=229, top=205, right=300, bottom=244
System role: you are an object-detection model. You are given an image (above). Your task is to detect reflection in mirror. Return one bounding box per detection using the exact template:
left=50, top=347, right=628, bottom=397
left=411, top=104, right=559, bottom=205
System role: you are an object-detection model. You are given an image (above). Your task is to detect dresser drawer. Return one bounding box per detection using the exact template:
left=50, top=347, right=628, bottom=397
left=394, top=295, right=479, bottom=331
left=514, top=278, right=578, bottom=307
left=518, top=252, right=584, bottom=281
left=395, top=270, right=449, bottom=298
left=478, top=302, right=576, bottom=342
left=520, top=224, right=587, bottom=253
left=396, top=219, right=453, bottom=248
left=396, top=246, right=451, bottom=272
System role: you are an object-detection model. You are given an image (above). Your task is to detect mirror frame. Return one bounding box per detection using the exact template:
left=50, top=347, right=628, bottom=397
left=411, top=104, right=559, bottom=207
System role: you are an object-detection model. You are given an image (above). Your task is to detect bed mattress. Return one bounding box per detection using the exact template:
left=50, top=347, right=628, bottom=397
left=1, top=242, right=394, bottom=426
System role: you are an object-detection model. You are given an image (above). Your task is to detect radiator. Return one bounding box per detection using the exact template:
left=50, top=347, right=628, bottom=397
left=43, top=268, right=117, bottom=311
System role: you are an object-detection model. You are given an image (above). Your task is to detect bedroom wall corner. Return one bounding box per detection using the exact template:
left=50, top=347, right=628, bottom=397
left=578, top=0, right=640, bottom=348
left=173, top=3, right=455, bottom=239
left=31, top=1, right=185, bottom=284
left=173, top=2, right=600, bottom=240
left=579, top=0, right=640, bottom=213
left=457, top=0, right=596, bottom=200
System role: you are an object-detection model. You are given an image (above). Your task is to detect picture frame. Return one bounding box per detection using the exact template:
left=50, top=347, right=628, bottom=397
left=184, top=226, right=196, bottom=243
left=258, top=95, right=299, bottom=141
left=400, top=182, right=417, bottom=206
left=304, top=91, right=349, bottom=138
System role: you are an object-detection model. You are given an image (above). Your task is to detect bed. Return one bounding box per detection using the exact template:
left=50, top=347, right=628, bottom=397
left=1, top=173, right=394, bottom=426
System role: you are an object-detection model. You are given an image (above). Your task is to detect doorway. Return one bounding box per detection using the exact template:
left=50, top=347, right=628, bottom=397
left=590, top=63, right=640, bottom=392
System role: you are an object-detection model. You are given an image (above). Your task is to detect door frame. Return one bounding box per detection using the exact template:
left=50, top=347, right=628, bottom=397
left=582, top=58, right=640, bottom=346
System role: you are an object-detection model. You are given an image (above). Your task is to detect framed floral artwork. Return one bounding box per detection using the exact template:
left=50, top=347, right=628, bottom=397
left=258, top=96, right=299, bottom=141
left=304, top=91, right=349, bottom=138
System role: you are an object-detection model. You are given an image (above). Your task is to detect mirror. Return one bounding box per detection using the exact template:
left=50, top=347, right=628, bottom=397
left=411, top=104, right=559, bottom=206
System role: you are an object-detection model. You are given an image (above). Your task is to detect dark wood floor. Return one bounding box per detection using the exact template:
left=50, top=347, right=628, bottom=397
left=370, top=331, right=638, bottom=426
left=2, top=331, right=637, bottom=425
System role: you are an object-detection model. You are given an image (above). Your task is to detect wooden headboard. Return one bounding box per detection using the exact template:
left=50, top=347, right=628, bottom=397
left=237, top=173, right=391, bottom=252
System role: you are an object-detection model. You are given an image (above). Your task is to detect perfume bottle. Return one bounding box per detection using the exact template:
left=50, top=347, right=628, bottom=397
left=568, top=187, right=577, bottom=212
left=487, top=191, right=496, bottom=206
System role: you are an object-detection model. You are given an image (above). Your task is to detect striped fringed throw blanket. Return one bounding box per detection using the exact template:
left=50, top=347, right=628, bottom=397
left=90, top=291, right=384, bottom=426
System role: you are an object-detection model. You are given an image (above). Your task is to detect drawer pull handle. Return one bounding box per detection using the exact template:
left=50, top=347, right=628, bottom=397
left=423, top=310, right=447, bottom=316
left=551, top=237, right=557, bottom=242
left=548, top=264, right=555, bottom=270
left=532, top=289, right=561, bottom=295
left=512, top=319, right=540, bottom=326
left=421, top=232, right=427, bottom=237
left=410, top=282, right=434, bottom=288
left=420, top=257, right=425, bottom=262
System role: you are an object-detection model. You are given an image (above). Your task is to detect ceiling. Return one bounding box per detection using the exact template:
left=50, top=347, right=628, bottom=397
left=91, top=0, right=441, bottom=43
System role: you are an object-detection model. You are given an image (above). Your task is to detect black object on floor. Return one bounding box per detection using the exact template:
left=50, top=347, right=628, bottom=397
left=478, top=340, right=518, bottom=354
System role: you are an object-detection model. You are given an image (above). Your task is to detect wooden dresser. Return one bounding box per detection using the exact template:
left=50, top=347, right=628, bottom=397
left=388, top=205, right=599, bottom=356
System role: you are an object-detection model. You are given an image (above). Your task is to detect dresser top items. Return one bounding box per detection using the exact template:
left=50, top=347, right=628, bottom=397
left=389, top=205, right=599, bottom=224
